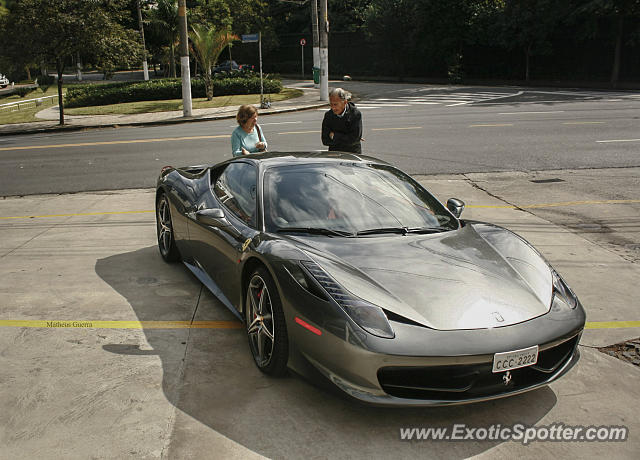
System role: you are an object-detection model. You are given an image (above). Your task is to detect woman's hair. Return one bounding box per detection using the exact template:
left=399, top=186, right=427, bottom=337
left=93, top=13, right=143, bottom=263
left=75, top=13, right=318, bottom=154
left=329, top=87, right=351, bottom=101
left=236, top=104, right=258, bottom=126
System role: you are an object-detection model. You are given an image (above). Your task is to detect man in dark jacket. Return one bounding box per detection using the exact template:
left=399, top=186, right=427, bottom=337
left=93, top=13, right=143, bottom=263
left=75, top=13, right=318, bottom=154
left=321, top=88, right=362, bottom=153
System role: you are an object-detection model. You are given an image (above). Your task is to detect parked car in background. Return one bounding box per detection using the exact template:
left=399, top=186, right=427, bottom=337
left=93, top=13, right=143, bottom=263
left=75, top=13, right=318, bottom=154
left=0, top=73, right=9, bottom=88
left=212, top=60, right=254, bottom=74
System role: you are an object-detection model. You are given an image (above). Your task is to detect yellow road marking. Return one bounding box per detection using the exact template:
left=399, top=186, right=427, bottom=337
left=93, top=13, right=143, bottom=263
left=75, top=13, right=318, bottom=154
left=0, top=135, right=230, bottom=152
left=468, top=199, right=640, bottom=209
left=2, top=200, right=639, bottom=221
left=0, top=210, right=154, bottom=220
left=277, top=130, right=321, bottom=135
left=0, top=319, right=636, bottom=330
left=469, top=123, right=513, bottom=127
left=562, top=121, right=605, bottom=125
left=597, top=138, right=640, bottom=143
left=371, top=127, right=422, bottom=131
left=523, top=199, right=640, bottom=208
left=0, top=319, right=242, bottom=329
left=584, top=321, right=640, bottom=330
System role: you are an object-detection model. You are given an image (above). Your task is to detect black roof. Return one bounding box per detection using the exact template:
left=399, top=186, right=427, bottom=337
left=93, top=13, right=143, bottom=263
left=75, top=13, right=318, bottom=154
left=231, top=151, right=390, bottom=168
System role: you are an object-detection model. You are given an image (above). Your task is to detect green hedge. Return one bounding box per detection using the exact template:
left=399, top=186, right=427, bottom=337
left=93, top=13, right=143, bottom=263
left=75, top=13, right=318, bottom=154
left=37, top=74, right=56, bottom=85
left=65, top=76, right=283, bottom=108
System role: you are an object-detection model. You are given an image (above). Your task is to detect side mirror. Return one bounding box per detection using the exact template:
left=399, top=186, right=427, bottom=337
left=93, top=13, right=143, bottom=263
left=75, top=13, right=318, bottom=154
left=196, top=208, right=229, bottom=227
left=446, top=198, right=465, bottom=218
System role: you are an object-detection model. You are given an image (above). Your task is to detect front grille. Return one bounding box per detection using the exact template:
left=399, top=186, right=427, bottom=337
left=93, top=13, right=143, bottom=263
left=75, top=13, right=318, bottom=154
left=378, top=335, right=579, bottom=400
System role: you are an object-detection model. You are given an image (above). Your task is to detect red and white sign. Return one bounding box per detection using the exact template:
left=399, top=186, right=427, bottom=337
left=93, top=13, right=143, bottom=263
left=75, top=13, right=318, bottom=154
left=300, top=38, right=306, bottom=46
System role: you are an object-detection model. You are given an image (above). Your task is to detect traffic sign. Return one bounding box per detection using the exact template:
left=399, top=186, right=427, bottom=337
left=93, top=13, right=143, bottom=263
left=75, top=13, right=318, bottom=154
left=242, top=33, right=259, bottom=43
left=300, top=38, right=306, bottom=46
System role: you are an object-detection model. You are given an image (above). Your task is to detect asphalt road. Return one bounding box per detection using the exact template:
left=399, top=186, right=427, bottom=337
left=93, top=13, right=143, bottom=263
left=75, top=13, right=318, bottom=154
left=0, top=83, right=638, bottom=197
left=2, top=82, right=640, bottom=458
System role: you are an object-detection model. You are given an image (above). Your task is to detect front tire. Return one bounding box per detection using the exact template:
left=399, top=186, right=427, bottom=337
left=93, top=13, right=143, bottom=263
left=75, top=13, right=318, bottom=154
left=245, top=266, right=288, bottom=376
left=156, top=192, right=180, bottom=262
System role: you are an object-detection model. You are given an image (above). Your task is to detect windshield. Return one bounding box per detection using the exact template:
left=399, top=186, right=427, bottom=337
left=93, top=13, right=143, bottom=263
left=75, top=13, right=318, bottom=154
left=263, top=163, right=458, bottom=235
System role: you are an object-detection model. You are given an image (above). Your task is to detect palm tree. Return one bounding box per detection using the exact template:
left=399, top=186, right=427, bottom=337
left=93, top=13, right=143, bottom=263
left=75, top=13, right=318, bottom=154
left=148, top=0, right=179, bottom=77
left=189, top=24, right=238, bottom=100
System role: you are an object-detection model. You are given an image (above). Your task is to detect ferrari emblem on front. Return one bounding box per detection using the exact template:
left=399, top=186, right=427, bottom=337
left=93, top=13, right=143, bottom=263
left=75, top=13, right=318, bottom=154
left=503, top=370, right=512, bottom=385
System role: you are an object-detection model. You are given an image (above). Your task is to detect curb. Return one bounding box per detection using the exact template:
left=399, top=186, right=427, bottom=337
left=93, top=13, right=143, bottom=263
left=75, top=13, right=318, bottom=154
left=0, top=93, right=329, bottom=137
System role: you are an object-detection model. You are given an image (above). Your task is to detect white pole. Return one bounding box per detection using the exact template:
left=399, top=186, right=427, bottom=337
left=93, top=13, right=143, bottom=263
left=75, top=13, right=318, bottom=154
left=178, top=0, right=192, bottom=116
left=301, top=43, right=304, bottom=79
left=137, top=0, right=149, bottom=81
left=311, top=0, right=320, bottom=88
left=259, top=32, right=264, bottom=107
left=319, top=0, right=329, bottom=101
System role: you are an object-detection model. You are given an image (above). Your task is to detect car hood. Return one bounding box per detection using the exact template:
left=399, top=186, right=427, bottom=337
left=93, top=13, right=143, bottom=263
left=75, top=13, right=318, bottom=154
left=285, top=223, right=553, bottom=331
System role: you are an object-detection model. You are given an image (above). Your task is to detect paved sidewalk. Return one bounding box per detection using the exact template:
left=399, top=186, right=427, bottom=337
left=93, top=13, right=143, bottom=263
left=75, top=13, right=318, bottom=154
left=0, top=81, right=327, bottom=136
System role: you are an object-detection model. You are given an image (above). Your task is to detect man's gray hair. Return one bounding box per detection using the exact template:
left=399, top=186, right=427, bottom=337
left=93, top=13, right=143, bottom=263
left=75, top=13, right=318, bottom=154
left=329, top=87, right=352, bottom=101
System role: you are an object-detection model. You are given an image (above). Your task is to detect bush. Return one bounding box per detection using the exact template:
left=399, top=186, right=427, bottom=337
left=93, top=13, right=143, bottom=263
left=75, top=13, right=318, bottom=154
left=37, top=74, right=56, bottom=85
left=64, top=75, right=283, bottom=108
left=14, top=87, right=35, bottom=98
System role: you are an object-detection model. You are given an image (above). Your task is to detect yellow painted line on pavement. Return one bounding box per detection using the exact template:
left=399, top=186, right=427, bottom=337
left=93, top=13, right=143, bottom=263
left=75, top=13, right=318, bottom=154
left=0, top=319, right=242, bottom=329
left=3, top=200, right=639, bottom=221
left=0, top=134, right=230, bottom=152
left=523, top=199, right=640, bottom=209
left=468, top=199, right=640, bottom=209
left=0, top=210, right=154, bottom=220
left=469, top=123, right=513, bottom=127
left=597, top=138, right=640, bottom=143
left=585, top=321, right=640, bottom=330
left=562, top=121, right=605, bottom=125
left=371, top=127, right=422, bottom=131
left=277, top=130, right=321, bottom=135
left=0, top=319, right=635, bottom=330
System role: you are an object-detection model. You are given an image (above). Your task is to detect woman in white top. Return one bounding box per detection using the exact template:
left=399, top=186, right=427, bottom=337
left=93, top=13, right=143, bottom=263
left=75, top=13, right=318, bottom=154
left=231, top=104, right=267, bottom=157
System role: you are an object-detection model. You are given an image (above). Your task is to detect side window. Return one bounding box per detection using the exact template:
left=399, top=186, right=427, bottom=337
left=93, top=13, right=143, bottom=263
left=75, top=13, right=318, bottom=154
left=213, top=162, right=257, bottom=227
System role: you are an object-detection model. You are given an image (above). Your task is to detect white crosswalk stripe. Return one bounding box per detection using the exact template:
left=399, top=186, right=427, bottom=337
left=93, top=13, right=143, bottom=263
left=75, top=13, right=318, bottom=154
left=356, top=90, right=522, bottom=109
left=355, top=88, right=640, bottom=110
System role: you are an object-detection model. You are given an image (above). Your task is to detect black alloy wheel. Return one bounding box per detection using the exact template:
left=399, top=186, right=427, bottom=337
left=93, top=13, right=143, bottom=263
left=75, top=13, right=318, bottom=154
left=156, top=193, right=180, bottom=262
left=245, top=266, right=288, bottom=376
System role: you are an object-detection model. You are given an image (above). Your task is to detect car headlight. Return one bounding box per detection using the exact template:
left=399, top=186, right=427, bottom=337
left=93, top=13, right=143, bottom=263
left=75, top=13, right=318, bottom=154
left=552, top=270, right=578, bottom=309
left=301, top=260, right=395, bottom=339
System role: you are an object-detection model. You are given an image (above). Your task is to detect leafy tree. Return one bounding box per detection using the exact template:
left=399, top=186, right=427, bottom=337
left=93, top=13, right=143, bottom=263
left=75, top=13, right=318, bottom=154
left=576, top=0, right=640, bottom=86
left=3, top=0, right=141, bottom=124
left=189, top=24, right=238, bottom=99
left=148, top=0, right=180, bottom=77
left=363, top=0, right=417, bottom=77
left=501, top=0, right=573, bottom=81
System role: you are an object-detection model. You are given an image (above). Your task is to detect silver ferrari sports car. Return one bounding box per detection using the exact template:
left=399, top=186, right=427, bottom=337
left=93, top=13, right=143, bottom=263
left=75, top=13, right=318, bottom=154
left=155, top=152, right=585, bottom=406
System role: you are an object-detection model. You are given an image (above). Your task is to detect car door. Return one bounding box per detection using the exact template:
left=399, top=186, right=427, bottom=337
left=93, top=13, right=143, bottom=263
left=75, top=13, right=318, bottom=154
left=188, top=161, right=259, bottom=307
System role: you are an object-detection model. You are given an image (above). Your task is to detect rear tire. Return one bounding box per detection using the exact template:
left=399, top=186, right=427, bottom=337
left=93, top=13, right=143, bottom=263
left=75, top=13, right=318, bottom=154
left=245, top=266, right=288, bottom=376
left=156, top=192, right=180, bottom=262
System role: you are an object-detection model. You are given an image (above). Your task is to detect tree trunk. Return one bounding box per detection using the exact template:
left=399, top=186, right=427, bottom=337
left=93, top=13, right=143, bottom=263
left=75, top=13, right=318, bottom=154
left=26, top=67, right=32, bottom=81
left=610, top=15, right=623, bottom=88
left=206, top=69, right=213, bottom=100
left=57, top=58, right=64, bottom=126
left=525, top=43, right=531, bottom=82
left=170, top=43, right=176, bottom=78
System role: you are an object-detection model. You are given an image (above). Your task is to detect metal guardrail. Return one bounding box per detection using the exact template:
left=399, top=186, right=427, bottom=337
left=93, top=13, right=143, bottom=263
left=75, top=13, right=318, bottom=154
left=0, top=94, right=60, bottom=112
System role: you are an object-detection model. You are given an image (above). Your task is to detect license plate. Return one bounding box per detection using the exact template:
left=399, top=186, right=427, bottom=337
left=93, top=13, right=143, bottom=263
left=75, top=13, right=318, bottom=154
left=492, top=345, right=538, bottom=373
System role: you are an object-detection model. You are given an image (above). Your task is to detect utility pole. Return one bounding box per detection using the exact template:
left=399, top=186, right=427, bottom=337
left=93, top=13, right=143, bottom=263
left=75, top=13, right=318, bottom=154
left=319, top=0, right=329, bottom=101
left=178, top=0, right=192, bottom=116
left=137, top=0, right=149, bottom=81
left=310, top=0, right=319, bottom=89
